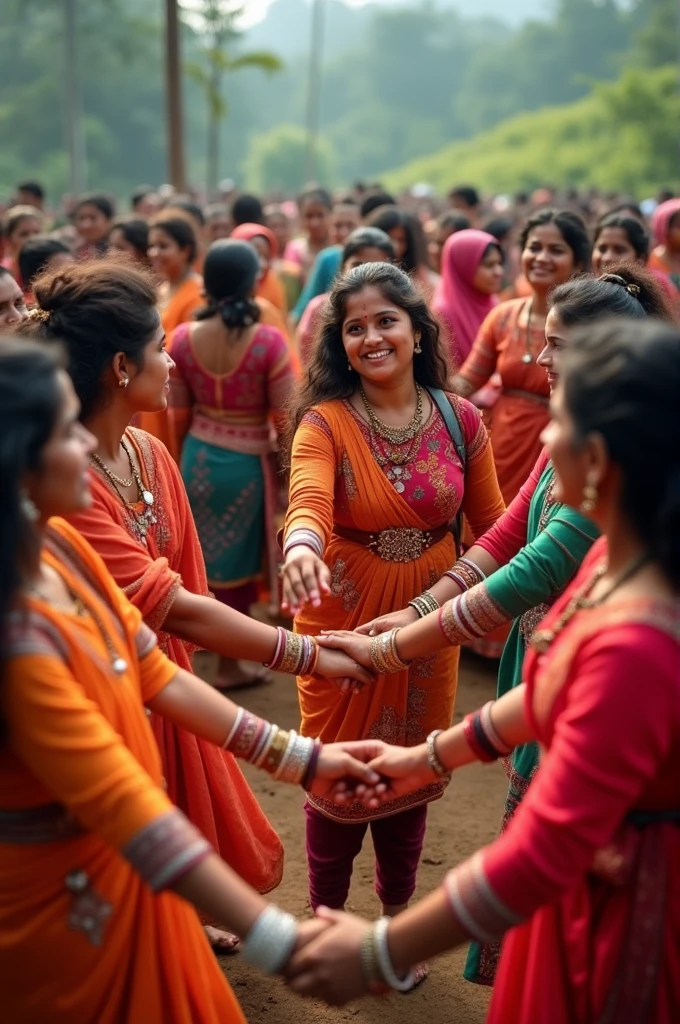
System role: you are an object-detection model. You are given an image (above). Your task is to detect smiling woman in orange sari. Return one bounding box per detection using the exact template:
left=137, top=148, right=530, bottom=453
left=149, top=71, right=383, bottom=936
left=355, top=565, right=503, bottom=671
left=281, top=263, right=504, bottom=969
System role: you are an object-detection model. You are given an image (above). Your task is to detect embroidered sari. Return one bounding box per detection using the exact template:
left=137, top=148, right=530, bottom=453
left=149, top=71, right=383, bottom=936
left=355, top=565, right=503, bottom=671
left=444, top=538, right=680, bottom=1024
left=0, top=519, right=245, bottom=1024
left=67, top=427, right=283, bottom=894
left=170, top=323, right=296, bottom=612
left=458, top=298, right=550, bottom=504
left=285, top=395, right=505, bottom=822
left=462, top=449, right=599, bottom=984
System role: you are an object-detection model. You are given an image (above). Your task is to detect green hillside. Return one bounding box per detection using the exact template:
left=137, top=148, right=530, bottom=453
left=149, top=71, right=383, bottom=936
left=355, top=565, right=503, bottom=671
left=384, top=66, right=679, bottom=197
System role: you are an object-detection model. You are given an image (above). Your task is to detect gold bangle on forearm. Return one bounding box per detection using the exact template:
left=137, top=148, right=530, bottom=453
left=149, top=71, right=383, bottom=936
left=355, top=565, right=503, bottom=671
left=408, top=590, right=440, bottom=618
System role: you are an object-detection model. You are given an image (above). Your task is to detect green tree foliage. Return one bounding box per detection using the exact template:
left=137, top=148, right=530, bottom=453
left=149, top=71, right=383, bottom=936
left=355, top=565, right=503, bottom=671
left=384, top=66, right=679, bottom=197
left=242, top=123, right=336, bottom=194
left=632, top=0, right=680, bottom=66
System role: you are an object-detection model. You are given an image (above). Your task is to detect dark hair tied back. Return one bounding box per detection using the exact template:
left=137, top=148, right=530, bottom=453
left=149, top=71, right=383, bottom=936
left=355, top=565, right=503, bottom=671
left=562, top=318, right=680, bottom=590
left=550, top=262, right=675, bottom=325
left=197, top=239, right=261, bottom=331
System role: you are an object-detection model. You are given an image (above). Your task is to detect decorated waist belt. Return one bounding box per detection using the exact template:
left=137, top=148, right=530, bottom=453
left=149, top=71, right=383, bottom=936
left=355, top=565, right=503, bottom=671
left=0, top=802, right=84, bottom=844
left=333, top=522, right=450, bottom=562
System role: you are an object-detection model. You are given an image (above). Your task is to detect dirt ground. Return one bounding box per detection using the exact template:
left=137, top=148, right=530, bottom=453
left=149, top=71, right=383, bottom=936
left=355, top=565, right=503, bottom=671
left=197, top=647, right=506, bottom=1024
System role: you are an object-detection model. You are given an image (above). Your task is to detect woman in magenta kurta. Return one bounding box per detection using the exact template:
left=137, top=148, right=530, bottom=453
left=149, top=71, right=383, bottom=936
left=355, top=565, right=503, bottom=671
left=280, top=316, right=680, bottom=1023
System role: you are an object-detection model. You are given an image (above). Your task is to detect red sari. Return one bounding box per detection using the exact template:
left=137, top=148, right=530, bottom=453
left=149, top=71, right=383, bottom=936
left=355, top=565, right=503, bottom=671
left=445, top=537, right=680, bottom=1023
left=67, top=427, right=283, bottom=894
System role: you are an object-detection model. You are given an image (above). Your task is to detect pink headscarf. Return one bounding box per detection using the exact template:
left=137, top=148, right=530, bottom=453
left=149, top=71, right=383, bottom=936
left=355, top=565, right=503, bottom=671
left=651, top=198, right=680, bottom=247
left=433, top=229, right=500, bottom=366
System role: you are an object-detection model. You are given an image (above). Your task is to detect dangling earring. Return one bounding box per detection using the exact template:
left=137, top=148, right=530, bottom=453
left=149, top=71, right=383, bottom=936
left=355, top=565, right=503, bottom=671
left=414, top=335, right=422, bottom=355
left=118, top=376, right=129, bottom=389
left=580, top=479, right=598, bottom=513
left=20, top=489, right=39, bottom=523
left=347, top=361, right=353, bottom=372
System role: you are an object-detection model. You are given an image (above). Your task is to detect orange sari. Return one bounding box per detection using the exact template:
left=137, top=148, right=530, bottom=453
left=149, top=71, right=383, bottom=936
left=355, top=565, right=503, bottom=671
left=286, top=396, right=504, bottom=822
left=0, top=519, right=244, bottom=1024
left=458, top=298, right=550, bottom=505
left=67, top=427, right=283, bottom=894
left=137, top=275, right=204, bottom=459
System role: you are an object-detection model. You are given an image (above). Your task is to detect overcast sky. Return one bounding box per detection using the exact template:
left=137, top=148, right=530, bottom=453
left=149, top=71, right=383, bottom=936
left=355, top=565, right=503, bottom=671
left=238, top=0, right=546, bottom=28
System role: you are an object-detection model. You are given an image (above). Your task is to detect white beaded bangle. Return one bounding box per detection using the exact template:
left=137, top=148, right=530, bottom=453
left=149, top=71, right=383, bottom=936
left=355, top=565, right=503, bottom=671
left=241, top=905, right=299, bottom=975
left=373, top=917, right=416, bottom=992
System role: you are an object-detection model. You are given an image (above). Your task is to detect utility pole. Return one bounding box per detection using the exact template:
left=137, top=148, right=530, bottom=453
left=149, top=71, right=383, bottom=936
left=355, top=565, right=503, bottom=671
left=64, top=0, right=85, bottom=194
left=165, top=0, right=187, bottom=190
left=304, top=0, right=326, bottom=184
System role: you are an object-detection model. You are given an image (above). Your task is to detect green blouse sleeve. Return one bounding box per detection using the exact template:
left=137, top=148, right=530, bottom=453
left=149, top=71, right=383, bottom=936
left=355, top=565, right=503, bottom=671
left=484, top=509, right=599, bottom=620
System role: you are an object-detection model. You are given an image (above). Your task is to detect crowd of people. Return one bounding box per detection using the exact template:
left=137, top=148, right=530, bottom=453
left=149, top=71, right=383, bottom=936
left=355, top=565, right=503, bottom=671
left=1, top=173, right=679, bottom=1023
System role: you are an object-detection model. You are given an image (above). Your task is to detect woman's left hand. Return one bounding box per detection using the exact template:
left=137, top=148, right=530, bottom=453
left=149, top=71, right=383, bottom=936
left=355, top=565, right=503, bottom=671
left=307, top=740, right=386, bottom=802
left=316, top=630, right=374, bottom=670
left=284, top=907, right=372, bottom=1005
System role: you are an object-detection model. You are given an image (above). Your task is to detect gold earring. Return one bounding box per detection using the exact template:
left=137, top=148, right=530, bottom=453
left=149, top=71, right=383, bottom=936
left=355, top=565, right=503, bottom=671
left=118, top=376, right=129, bottom=389
left=580, top=481, right=598, bottom=513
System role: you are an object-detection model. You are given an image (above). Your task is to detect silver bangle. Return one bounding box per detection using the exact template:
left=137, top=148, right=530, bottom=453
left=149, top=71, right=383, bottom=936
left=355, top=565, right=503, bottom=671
left=373, top=917, right=416, bottom=992
left=241, top=905, right=299, bottom=975
left=426, top=729, right=451, bottom=779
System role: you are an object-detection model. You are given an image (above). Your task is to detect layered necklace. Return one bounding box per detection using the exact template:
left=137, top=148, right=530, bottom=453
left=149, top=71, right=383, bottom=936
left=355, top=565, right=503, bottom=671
left=359, top=385, right=424, bottom=493
left=91, top=438, right=157, bottom=545
left=27, top=571, right=128, bottom=676
left=531, top=550, right=650, bottom=655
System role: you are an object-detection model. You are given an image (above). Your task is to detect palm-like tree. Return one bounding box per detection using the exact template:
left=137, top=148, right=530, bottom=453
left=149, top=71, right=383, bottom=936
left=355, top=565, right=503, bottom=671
left=183, top=1, right=283, bottom=193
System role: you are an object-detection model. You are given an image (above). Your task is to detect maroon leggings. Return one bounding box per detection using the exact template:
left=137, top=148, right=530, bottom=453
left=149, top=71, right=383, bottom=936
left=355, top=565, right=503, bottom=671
left=304, top=801, right=428, bottom=910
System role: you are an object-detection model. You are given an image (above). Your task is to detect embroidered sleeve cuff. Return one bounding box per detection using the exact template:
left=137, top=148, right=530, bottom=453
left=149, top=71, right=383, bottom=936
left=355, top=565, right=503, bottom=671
left=122, top=809, right=212, bottom=891
left=283, top=528, right=324, bottom=558
left=444, top=853, right=523, bottom=943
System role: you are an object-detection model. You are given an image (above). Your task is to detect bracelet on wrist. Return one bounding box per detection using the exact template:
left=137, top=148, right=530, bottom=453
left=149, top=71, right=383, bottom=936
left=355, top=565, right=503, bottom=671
left=372, top=917, right=416, bottom=992
left=265, top=627, right=319, bottom=676
left=426, top=729, right=451, bottom=779
left=407, top=590, right=440, bottom=619
left=241, top=905, right=299, bottom=975
left=462, top=701, right=513, bottom=763
left=224, top=709, right=316, bottom=785
left=443, top=556, right=486, bottom=593
left=369, top=627, right=410, bottom=674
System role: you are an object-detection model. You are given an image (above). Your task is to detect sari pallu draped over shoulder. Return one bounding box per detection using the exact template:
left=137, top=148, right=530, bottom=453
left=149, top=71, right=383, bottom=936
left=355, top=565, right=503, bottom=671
left=286, top=397, right=504, bottom=822
left=0, top=520, right=244, bottom=1024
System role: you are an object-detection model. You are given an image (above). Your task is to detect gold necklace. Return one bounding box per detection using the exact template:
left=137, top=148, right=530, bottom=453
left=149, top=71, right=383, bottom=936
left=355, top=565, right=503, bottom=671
left=359, top=385, right=423, bottom=444
left=91, top=449, right=133, bottom=488
left=90, top=439, right=157, bottom=545
left=531, top=551, right=650, bottom=655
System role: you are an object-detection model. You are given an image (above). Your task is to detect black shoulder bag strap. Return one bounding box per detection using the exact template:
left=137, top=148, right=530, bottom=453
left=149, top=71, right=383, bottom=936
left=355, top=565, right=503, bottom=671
left=427, top=387, right=467, bottom=557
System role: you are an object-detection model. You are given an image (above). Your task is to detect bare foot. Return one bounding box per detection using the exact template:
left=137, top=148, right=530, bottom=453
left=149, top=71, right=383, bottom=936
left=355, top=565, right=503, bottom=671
left=204, top=925, right=240, bottom=954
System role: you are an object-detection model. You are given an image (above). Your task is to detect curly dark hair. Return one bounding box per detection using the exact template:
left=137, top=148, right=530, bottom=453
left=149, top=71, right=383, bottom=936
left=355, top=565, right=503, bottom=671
left=286, top=262, right=449, bottom=458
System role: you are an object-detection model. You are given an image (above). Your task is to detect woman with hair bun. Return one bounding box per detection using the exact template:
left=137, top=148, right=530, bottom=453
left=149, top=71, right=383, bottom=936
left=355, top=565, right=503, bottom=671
left=170, top=239, right=297, bottom=684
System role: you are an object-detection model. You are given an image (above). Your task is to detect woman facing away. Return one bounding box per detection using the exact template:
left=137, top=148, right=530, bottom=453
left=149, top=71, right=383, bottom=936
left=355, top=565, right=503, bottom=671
left=24, top=256, right=369, bottom=949
left=452, top=208, right=591, bottom=506
left=366, top=205, right=440, bottom=301
left=433, top=228, right=504, bottom=369
left=169, top=240, right=297, bottom=682
left=138, top=216, right=204, bottom=458
left=0, top=336, right=385, bottom=1023
left=291, top=316, right=680, bottom=1024
left=297, top=227, right=396, bottom=367
left=280, top=262, right=505, bottom=982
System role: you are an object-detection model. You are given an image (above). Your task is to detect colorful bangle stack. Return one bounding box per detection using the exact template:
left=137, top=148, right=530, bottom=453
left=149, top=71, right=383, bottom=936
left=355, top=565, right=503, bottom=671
left=437, top=596, right=476, bottom=647
left=224, top=708, right=319, bottom=786
left=359, top=918, right=416, bottom=993
left=408, top=590, right=440, bottom=618
left=265, top=626, right=319, bottom=676
left=426, top=729, right=451, bottom=779
left=444, top=556, right=486, bottom=593
left=462, top=701, right=513, bottom=763
left=369, top=627, right=410, bottom=674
